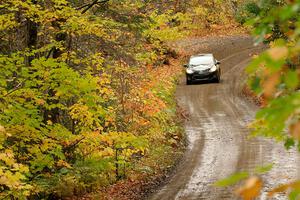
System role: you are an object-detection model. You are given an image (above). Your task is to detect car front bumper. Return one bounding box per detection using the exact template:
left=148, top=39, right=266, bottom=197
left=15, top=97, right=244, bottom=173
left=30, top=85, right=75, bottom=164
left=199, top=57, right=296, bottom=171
left=186, top=71, right=218, bottom=81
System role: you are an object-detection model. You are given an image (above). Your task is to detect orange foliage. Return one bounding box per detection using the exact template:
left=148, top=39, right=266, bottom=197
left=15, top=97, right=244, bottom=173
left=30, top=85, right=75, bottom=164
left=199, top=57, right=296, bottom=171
left=116, top=57, right=182, bottom=133
left=235, top=176, right=263, bottom=200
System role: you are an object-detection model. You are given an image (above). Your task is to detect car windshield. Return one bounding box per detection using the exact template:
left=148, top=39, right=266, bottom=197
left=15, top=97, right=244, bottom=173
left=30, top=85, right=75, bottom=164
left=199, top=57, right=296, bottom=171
left=189, top=56, right=214, bottom=66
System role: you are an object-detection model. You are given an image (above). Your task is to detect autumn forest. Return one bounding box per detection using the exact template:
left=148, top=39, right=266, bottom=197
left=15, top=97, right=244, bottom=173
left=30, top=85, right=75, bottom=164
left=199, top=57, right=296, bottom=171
left=1, top=0, right=300, bottom=200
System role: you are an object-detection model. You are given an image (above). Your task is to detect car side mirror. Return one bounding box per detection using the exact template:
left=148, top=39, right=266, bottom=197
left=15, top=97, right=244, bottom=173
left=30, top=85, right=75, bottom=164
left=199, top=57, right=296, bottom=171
left=183, top=64, right=189, bottom=68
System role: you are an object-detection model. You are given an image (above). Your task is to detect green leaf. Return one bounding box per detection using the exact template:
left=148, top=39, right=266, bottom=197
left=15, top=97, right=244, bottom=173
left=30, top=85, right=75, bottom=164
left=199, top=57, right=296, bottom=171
left=285, top=70, right=299, bottom=89
left=255, top=164, right=273, bottom=174
left=289, top=189, right=300, bottom=200
left=250, top=77, right=262, bottom=94
left=215, top=172, right=249, bottom=187
left=285, top=138, right=295, bottom=150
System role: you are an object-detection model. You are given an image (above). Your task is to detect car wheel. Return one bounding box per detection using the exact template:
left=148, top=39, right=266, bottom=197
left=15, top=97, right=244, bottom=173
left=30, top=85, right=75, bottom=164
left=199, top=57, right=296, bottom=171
left=214, top=74, right=220, bottom=83
left=215, top=71, right=221, bottom=83
left=186, top=77, right=192, bottom=85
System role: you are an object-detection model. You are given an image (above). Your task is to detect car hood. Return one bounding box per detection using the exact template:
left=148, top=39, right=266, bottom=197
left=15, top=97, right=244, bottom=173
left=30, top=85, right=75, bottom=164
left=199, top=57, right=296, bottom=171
left=189, top=64, right=213, bottom=71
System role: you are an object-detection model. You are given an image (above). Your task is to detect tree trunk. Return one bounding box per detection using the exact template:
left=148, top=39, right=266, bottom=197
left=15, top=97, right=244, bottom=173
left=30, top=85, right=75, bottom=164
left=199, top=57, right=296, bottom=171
left=26, top=0, right=38, bottom=65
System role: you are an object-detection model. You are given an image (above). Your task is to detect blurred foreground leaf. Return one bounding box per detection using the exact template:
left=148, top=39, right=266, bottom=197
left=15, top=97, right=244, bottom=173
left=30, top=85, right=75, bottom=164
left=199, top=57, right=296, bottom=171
left=235, top=176, right=262, bottom=200
left=268, top=181, right=300, bottom=198
left=215, top=172, right=249, bottom=187
left=255, top=164, right=273, bottom=174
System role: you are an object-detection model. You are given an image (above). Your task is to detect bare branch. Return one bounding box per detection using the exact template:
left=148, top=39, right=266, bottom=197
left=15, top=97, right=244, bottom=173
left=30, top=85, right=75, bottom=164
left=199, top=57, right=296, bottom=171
left=4, top=82, right=23, bottom=97
left=63, top=136, right=86, bottom=152
left=76, top=0, right=109, bottom=14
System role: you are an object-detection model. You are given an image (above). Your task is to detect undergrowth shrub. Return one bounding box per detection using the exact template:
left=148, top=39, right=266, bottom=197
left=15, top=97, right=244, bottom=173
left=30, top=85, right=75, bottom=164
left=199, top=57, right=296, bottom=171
left=235, top=1, right=260, bottom=24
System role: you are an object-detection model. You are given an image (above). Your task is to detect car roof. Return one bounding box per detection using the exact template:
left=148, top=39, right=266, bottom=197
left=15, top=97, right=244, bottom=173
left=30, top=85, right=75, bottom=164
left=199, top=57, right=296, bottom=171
left=190, top=54, right=214, bottom=58
left=189, top=54, right=215, bottom=63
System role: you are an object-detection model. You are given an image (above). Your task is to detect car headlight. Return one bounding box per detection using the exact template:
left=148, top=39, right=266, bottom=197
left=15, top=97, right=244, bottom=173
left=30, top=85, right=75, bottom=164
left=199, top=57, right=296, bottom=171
left=186, top=68, right=194, bottom=74
left=209, top=65, right=217, bottom=72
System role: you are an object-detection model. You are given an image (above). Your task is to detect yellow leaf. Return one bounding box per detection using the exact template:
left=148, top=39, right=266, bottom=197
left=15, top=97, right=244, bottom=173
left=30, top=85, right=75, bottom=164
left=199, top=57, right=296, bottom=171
left=267, top=47, right=288, bottom=61
left=268, top=181, right=300, bottom=197
left=0, top=125, right=5, bottom=132
left=57, top=160, right=72, bottom=169
left=36, top=99, right=45, bottom=105
left=235, top=176, right=263, bottom=200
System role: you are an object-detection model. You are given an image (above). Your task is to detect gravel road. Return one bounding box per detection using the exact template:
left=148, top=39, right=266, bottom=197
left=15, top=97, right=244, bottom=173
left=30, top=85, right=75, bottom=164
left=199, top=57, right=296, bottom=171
left=148, top=36, right=300, bottom=200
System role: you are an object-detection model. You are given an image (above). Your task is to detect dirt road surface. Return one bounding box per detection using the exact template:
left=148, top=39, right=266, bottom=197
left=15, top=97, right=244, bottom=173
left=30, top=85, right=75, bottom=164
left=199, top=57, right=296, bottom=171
left=148, top=36, right=300, bottom=200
